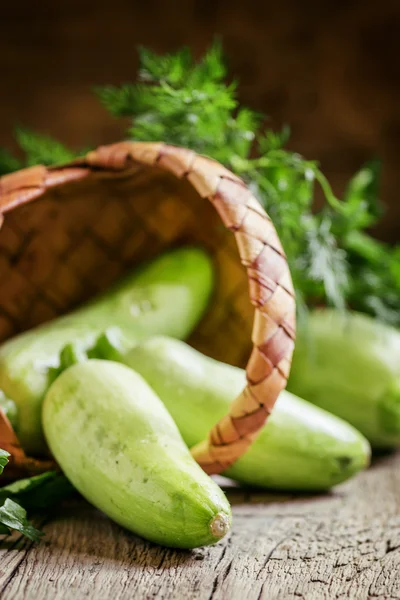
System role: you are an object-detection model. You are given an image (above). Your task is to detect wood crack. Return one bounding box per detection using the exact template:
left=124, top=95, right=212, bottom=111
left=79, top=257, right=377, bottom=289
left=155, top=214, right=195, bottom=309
left=0, top=538, right=35, bottom=594
left=207, top=576, right=220, bottom=600
left=258, top=536, right=290, bottom=575
left=2, top=453, right=400, bottom=599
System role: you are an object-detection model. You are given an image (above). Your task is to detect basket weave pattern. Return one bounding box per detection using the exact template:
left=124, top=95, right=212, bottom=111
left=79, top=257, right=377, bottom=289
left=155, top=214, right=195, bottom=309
left=0, top=142, right=295, bottom=476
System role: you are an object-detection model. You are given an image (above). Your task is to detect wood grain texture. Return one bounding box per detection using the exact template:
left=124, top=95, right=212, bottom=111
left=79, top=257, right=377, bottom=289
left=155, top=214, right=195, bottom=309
left=1, top=453, right=400, bottom=600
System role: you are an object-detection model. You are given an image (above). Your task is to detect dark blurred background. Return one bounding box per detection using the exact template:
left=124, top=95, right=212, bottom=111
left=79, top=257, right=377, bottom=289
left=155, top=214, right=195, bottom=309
left=1, top=0, right=399, bottom=241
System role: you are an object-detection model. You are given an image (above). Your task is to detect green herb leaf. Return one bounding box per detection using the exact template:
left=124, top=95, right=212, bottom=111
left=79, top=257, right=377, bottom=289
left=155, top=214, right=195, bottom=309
left=342, top=159, right=382, bottom=227
left=15, top=127, right=77, bottom=166
left=0, top=471, right=75, bottom=512
left=0, top=449, right=10, bottom=475
left=87, top=329, right=125, bottom=362
left=0, top=148, right=22, bottom=176
left=0, top=498, right=43, bottom=542
left=48, top=343, right=89, bottom=385
left=96, top=43, right=356, bottom=313
left=0, top=471, right=75, bottom=543
left=3, top=42, right=399, bottom=326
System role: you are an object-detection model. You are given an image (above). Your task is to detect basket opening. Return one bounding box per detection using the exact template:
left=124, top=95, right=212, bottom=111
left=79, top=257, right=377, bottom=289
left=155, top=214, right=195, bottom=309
left=0, top=164, right=252, bottom=367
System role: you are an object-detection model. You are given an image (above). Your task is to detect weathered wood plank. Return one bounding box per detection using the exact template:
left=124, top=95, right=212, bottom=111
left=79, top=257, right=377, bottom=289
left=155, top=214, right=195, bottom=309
left=1, top=453, right=400, bottom=600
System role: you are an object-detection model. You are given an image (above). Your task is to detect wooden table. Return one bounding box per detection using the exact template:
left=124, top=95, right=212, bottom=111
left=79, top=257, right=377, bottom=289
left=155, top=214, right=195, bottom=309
left=1, top=452, right=400, bottom=600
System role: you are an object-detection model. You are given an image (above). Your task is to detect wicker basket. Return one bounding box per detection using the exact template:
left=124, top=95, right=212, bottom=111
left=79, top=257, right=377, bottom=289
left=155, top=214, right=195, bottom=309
left=0, top=141, right=296, bottom=478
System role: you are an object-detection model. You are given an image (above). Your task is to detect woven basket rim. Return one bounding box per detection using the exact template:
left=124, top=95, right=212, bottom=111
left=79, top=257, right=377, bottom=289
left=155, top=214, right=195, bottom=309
left=0, top=140, right=296, bottom=477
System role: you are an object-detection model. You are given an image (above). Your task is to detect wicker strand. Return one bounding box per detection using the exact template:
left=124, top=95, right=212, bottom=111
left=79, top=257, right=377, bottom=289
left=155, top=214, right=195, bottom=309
left=0, top=142, right=296, bottom=475
left=0, top=409, right=54, bottom=479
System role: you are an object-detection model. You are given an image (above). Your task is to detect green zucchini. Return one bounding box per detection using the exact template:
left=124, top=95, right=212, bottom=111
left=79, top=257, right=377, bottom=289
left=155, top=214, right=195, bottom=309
left=0, top=247, right=213, bottom=455
left=288, top=309, right=400, bottom=448
left=42, top=360, right=231, bottom=549
left=122, top=336, right=370, bottom=491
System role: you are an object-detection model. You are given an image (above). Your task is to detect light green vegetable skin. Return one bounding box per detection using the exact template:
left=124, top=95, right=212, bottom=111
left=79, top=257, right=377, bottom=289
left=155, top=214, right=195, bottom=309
left=42, top=360, right=231, bottom=549
left=122, top=336, right=371, bottom=491
left=288, top=309, right=400, bottom=448
left=0, top=247, right=213, bottom=455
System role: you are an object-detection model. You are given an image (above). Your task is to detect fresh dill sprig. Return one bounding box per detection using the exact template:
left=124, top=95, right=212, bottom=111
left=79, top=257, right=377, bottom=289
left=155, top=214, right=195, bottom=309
left=95, top=43, right=355, bottom=313
left=0, top=128, right=81, bottom=176
left=15, top=127, right=78, bottom=166
left=1, top=42, right=399, bottom=324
